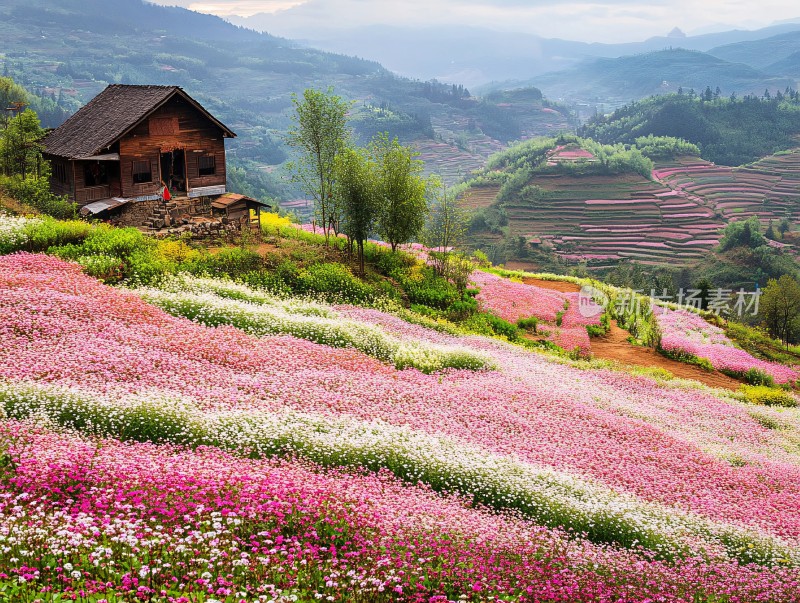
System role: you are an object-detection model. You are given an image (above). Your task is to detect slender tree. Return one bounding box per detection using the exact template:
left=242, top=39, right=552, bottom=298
left=0, top=76, right=28, bottom=130
left=424, top=176, right=468, bottom=278
left=371, top=133, right=428, bottom=252
left=285, top=87, right=351, bottom=243
left=335, top=146, right=378, bottom=276
left=761, top=275, right=800, bottom=347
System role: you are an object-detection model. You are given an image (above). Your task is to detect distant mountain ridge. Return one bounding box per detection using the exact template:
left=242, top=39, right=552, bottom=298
left=503, top=49, right=795, bottom=106
left=708, top=31, right=800, bottom=70
left=229, top=15, right=800, bottom=88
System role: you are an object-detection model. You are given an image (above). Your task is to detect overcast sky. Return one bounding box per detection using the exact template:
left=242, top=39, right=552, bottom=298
left=151, top=0, right=800, bottom=42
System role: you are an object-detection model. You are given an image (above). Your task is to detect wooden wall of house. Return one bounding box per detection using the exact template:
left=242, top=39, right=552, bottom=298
left=186, top=138, right=226, bottom=190
left=118, top=95, right=228, bottom=198
left=45, top=155, right=73, bottom=198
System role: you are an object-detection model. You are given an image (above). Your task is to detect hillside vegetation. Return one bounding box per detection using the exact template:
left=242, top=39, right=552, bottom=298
left=460, top=135, right=729, bottom=267
left=579, top=92, right=800, bottom=166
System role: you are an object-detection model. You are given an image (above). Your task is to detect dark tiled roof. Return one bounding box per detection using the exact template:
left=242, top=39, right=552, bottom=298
left=43, top=85, right=235, bottom=159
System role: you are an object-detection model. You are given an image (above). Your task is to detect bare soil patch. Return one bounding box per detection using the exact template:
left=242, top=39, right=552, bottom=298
left=521, top=277, right=581, bottom=293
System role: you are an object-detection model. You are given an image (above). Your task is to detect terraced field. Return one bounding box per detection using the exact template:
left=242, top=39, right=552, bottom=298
left=414, top=136, right=499, bottom=184
left=416, top=106, right=573, bottom=184
left=504, top=172, right=725, bottom=266
left=461, top=184, right=502, bottom=210
left=466, top=147, right=800, bottom=266
left=654, top=151, right=800, bottom=225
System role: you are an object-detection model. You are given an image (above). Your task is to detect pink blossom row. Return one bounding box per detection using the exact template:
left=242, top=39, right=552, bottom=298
left=656, top=308, right=799, bottom=384
left=2, top=254, right=800, bottom=544
left=3, top=421, right=800, bottom=601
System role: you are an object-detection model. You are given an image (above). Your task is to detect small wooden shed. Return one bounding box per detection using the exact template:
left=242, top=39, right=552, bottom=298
left=211, top=193, right=271, bottom=230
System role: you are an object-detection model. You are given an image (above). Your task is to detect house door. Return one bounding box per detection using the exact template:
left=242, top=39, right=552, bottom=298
left=159, top=149, right=187, bottom=194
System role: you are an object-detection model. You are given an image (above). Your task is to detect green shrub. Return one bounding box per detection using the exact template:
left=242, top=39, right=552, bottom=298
left=296, top=262, right=379, bottom=304
left=79, top=225, right=151, bottom=258
left=658, top=348, right=714, bottom=372
left=743, top=368, right=775, bottom=387
left=0, top=174, right=76, bottom=219
left=446, top=298, right=478, bottom=321
left=184, top=247, right=264, bottom=278
left=485, top=313, right=520, bottom=341
left=240, top=263, right=296, bottom=297
left=517, top=317, right=539, bottom=333
left=405, top=281, right=460, bottom=309
left=739, top=385, right=797, bottom=408
left=374, top=249, right=417, bottom=277
left=586, top=324, right=606, bottom=337
left=125, top=248, right=176, bottom=285
left=24, top=217, right=92, bottom=251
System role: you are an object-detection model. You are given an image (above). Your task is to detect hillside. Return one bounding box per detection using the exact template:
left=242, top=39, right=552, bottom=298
left=579, top=93, right=800, bottom=166
left=709, top=31, right=800, bottom=71
left=653, top=151, right=800, bottom=224
left=1, top=207, right=799, bottom=599
left=460, top=135, right=800, bottom=280
left=767, top=51, right=800, bottom=78
left=464, top=140, right=726, bottom=268
left=513, top=49, right=793, bottom=106
left=0, top=0, right=572, bottom=201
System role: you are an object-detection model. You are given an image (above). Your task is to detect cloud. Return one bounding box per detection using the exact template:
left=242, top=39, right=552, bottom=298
left=150, top=0, right=800, bottom=43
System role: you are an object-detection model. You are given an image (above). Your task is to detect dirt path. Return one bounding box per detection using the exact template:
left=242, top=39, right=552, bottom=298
left=592, top=321, right=742, bottom=391
left=522, top=277, right=742, bottom=391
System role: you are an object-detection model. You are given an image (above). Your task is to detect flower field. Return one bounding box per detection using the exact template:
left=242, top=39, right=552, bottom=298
left=4, top=253, right=800, bottom=600
left=656, top=307, right=799, bottom=384
left=470, top=271, right=601, bottom=354
left=135, top=275, right=494, bottom=374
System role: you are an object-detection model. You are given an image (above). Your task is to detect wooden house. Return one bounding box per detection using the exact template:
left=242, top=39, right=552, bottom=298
left=42, top=85, right=235, bottom=209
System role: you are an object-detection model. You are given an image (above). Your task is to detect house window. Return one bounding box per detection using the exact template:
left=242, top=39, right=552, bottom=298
left=84, top=162, right=109, bottom=187
left=132, top=160, right=152, bottom=184
left=198, top=154, right=216, bottom=176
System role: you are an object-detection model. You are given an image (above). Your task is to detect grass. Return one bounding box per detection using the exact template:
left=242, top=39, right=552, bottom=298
left=725, top=322, right=800, bottom=367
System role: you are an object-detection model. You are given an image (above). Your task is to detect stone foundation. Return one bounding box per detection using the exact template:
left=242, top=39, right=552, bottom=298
left=116, top=199, right=157, bottom=227
left=110, top=196, right=257, bottom=242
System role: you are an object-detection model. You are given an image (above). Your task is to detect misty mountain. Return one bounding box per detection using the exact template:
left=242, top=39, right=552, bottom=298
left=0, top=0, right=571, bottom=200
left=489, top=49, right=794, bottom=105
left=708, top=31, right=800, bottom=71
left=230, top=14, right=800, bottom=88
left=766, top=51, right=800, bottom=78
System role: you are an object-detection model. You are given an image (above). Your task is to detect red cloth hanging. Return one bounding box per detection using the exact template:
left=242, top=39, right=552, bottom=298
left=162, top=184, right=171, bottom=201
